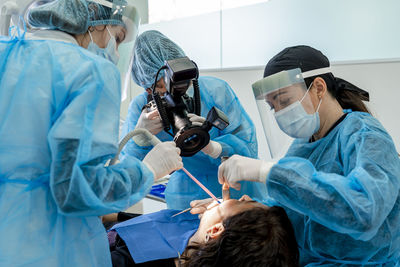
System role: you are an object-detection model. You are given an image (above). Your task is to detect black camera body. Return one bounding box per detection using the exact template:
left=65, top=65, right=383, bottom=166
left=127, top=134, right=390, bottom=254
left=147, top=57, right=229, bottom=157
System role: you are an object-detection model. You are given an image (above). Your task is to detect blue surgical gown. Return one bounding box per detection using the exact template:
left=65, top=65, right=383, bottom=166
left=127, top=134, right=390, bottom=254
left=266, top=111, right=400, bottom=266
left=0, top=32, right=154, bottom=266
left=121, top=76, right=267, bottom=209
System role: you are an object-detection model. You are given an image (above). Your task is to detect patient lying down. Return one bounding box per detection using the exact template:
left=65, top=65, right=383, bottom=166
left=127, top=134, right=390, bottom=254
left=107, top=196, right=299, bottom=267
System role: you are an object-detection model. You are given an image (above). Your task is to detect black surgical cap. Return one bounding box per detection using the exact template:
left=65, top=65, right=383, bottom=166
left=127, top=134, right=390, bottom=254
left=263, top=45, right=369, bottom=101
left=264, top=45, right=329, bottom=78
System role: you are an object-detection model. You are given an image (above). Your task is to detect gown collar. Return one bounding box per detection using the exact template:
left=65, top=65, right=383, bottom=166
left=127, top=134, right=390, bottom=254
left=26, top=30, right=79, bottom=45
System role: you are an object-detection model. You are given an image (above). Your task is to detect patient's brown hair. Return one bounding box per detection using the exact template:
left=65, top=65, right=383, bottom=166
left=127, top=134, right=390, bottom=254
left=183, top=206, right=299, bottom=267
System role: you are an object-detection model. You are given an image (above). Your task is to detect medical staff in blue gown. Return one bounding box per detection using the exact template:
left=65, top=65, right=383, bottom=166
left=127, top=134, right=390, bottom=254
left=218, top=45, right=400, bottom=266
left=121, top=30, right=267, bottom=209
left=0, top=1, right=182, bottom=266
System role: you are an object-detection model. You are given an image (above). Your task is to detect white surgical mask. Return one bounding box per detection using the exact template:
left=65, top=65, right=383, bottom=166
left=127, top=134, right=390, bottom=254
left=87, top=26, right=119, bottom=65
left=274, top=83, right=322, bottom=139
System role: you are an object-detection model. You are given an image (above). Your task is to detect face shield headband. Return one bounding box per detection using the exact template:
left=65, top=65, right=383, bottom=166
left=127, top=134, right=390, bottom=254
left=252, top=67, right=332, bottom=102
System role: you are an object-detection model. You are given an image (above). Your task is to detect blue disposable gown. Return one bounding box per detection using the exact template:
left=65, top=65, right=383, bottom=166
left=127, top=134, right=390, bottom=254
left=0, top=31, right=154, bottom=266
left=121, top=76, right=267, bottom=209
left=266, top=111, right=400, bottom=266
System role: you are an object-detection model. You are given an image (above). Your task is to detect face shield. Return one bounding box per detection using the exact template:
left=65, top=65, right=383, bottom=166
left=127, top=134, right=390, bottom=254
left=1, top=0, right=45, bottom=35
left=252, top=67, right=331, bottom=158
left=89, top=0, right=140, bottom=101
left=13, top=0, right=139, bottom=101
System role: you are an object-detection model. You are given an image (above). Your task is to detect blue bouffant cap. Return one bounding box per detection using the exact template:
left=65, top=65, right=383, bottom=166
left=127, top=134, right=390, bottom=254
left=131, top=30, right=186, bottom=89
left=28, top=0, right=125, bottom=35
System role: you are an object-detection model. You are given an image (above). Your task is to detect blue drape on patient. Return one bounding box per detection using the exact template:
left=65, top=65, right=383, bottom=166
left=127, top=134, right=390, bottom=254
left=111, top=209, right=200, bottom=263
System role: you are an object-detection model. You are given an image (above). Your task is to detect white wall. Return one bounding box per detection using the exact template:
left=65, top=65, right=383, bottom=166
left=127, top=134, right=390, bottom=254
left=200, top=68, right=270, bottom=160
left=139, top=0, right=400, bottom=69
left=200, top=60, right=400, bottom=158
left=221, top=0, right=400, bottom=68
left=139, top=11, right=221, bottom=69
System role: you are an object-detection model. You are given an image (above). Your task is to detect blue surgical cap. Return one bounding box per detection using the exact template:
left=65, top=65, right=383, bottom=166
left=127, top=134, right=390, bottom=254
left=28, top=0, right=125, bottom=35
left=131, top=30, right=186, bottom=89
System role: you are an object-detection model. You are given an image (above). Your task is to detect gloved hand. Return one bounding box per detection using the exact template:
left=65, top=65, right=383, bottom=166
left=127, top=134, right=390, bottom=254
left=190, top=198, right=219, bottom=219
left=188, top=113, right=222, bottom=158
left=201, top=140, right=222, bottom=158
left=218, top=155, right=274, bottom=190
left=187, top=113, right=205, bottom=127
left=143, top=141, right=183, bottom=180
left=135, top=109, right=163, bottom=135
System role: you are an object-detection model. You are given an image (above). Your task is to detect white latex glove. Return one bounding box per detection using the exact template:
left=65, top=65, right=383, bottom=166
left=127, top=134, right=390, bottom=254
left=218, top=154, right=274, bottom=190
left=187, top=113, right=205, bottom=127
left=143, top=141, right=183, bottom=180
left=201, top=140, right=222, bottom=159
left=188, top=113, right=222, bottom=159
left=190, top=198, right=215, bottom=214
left=135, top=109, right=163, bottom=135
left=190, top=198, right=219, bottom=219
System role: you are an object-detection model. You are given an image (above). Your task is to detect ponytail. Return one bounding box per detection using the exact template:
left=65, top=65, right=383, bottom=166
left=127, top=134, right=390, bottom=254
left=336, top=89, right=370, bottom=114
left=305, top=73, right=371, bottom=114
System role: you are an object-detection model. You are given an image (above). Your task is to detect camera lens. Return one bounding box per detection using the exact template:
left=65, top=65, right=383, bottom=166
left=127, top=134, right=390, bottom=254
left=174, top=127, right=210, bottom=157
left=182, top=134, right=200, bottom=150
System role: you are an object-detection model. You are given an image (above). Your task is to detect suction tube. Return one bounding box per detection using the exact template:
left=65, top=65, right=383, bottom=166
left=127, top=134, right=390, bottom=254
left=109, top=129, right=161, bottom=166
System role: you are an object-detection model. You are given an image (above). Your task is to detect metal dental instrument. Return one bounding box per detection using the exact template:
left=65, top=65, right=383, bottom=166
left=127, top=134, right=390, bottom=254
left=171, top=207, right=192, bottom=218
left=171, top=199, right=220, bottom=218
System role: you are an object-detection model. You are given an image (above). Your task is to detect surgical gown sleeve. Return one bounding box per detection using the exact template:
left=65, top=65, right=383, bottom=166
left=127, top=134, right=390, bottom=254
left=200, top=77, right=258, bottom=159
left=266, top=114, right=400, bottom=241
left=48, top=59, right=154, bottom=216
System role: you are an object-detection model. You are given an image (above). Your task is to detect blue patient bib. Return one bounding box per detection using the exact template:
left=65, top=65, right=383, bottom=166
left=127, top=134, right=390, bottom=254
left=111, top=209, right=200, bottom=263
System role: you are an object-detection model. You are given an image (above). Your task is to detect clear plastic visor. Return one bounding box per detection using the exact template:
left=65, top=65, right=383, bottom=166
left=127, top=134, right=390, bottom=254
left=253, top=67, right=332, bottom=114
left=251, top=67, right=331, bottom=159
left=92, top=0, right=140, bottom=101
left=265, top=82, right=315, bottom=114
left=116, top=6, right=139, bottom=101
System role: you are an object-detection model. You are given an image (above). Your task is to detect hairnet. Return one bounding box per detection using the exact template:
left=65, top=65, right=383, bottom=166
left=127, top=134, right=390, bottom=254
left=263, top=45, right=368, bottom=101
left=87, top=0, right=124, bottom=27
left=28, top=0, right=125, bottom=35
left=131, top=30, right=186, bottom=89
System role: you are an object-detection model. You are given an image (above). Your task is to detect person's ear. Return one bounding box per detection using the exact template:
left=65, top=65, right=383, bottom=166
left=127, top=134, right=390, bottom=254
left=206, top=222, right=225, bottom=241
left=312, top=77, right=327, bottom=99
left=145, top=88, right=152, bottom=94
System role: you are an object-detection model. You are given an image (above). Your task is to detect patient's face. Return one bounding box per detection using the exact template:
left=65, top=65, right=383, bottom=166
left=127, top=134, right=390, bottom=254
left=198, top=199, right=268, bottom=232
